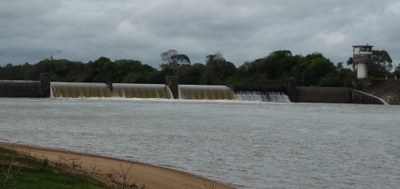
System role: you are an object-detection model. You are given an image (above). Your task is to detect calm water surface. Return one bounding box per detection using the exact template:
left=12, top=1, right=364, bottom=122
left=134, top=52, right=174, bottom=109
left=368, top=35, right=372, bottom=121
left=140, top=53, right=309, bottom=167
left=1, top=98, right=400, bottom=188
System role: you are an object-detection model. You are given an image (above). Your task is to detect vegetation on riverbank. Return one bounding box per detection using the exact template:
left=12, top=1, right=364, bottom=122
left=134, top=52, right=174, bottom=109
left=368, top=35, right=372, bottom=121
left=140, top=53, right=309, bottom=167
left=0, top=147, right=109, bottom=189
left=0, top=146, right=148, bottom=189
left=1, top=50, right=398, bottom=88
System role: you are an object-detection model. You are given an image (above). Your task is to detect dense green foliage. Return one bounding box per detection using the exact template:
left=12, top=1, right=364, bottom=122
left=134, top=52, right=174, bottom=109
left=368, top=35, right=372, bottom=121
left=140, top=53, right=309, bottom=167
left=0, top=147, right=109, bottom=189
left=0, top=58, right=163, bottom=84
left=395, top=66, right=400, bottom=78
left=1, top=50, right=397, bottom=87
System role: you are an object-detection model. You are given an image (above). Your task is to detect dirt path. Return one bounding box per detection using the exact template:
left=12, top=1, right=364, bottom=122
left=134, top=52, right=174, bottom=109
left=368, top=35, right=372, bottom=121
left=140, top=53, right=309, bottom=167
left=0, top=142, right=236, bottom=189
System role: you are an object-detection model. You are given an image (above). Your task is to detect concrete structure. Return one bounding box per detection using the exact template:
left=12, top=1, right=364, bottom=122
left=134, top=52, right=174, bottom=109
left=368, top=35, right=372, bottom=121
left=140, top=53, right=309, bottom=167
left=353, top=45, right=373, bottom=79
left=165, top=76, right=179, bottom=99
left=0, top=73, right=50, bottom=98
left=286, top=86, right=386, bottom=105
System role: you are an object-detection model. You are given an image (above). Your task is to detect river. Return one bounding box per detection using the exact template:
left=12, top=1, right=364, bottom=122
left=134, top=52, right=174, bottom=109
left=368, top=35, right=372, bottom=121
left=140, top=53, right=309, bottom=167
left=0, top=98, right=399, bottom=188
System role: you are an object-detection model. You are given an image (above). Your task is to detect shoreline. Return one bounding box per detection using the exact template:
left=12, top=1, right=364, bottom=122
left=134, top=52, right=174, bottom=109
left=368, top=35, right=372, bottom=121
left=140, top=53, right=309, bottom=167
left=0, top=141, right=236, bottom=189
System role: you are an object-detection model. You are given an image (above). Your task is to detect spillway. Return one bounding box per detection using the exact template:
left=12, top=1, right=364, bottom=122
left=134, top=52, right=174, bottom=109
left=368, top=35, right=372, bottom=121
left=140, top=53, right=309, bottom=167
left=112, top=83, right=173, bottom=99
left=51, top=82, right=173, bottom=99
left=51, top=82, right=111, bottom=98
left=235, top=91, right=290, bottom=102
left=178, top=85, right=235, bottom=100
left=50, top=82, right=290, bottom=102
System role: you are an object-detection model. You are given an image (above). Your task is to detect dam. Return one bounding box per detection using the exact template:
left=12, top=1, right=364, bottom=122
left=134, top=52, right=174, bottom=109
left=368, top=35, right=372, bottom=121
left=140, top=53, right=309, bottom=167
left=178, top=85, right=235, bottom=100
left=51, top=82, right=174, bottom=99
left=48, top=82, right=388, bottom=104
left=49, top=82, right=289, bottom=102
left=0, top=74, right=386, bottom=104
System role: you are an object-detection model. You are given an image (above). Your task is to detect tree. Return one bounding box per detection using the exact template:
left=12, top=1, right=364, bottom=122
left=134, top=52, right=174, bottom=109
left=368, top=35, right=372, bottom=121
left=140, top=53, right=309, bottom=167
left=336, top=62, right=344, bottom=71
left=293, top=53, right=336, bottom=86
left=177, top=63, right=205, bottom=84
left=160, top=50, right=178, bottom=63
left=113, top=59, right=153, bottom=83
left=83, top=57, right=115, bottom=82
left=0, top=63, right=24, bottom=80
left=394, top=63, right=400, bottom=78
left=373, top=50, right=392, bottom=72
left=346, top=57, right=355, bottom=71
left=160, top=50, right=191, bottom=76
left=202, top=52, right=236, bottom=84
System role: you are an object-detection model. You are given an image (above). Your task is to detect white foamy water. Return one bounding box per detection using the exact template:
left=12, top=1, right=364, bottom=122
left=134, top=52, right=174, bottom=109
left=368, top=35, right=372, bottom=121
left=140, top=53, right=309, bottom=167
left=1, top=98, right=400, bottom=188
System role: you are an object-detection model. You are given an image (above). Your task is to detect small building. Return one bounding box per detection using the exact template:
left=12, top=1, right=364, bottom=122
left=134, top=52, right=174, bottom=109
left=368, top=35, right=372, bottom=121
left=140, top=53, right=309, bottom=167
left=353, top=45, right=373, bottom=79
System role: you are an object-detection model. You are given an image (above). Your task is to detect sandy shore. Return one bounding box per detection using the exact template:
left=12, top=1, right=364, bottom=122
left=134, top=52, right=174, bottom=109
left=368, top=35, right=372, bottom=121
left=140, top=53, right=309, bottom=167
left=0, top=142, right=235, bottom=189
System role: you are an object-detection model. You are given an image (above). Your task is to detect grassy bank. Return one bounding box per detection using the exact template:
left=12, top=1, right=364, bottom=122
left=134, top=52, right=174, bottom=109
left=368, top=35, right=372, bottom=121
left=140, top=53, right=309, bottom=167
left=0, top=143, right=228, bottom=189
left=0, top=147, right=109, bottom=189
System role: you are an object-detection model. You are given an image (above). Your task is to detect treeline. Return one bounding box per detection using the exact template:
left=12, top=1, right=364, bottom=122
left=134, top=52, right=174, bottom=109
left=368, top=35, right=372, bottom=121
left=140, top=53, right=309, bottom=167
left=1, top=50, right=399, bottom=87
left=0, top=57, right=163, bottom=83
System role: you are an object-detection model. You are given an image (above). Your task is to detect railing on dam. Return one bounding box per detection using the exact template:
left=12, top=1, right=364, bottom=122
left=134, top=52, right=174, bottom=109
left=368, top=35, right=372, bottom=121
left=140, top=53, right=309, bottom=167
left=287, top=86, right=387, bottom=105
left=351, top=89, right=388, bottom=105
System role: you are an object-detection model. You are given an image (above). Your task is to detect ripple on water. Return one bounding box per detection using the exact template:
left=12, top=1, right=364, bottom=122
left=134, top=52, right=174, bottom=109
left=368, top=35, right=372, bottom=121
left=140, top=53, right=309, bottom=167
left=1, top=99, right=400, bottom=188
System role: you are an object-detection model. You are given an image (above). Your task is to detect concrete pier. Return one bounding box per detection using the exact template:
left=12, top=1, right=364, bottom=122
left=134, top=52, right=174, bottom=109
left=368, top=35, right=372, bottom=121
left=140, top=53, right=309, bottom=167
left=166, top=76, right=179, bottom=99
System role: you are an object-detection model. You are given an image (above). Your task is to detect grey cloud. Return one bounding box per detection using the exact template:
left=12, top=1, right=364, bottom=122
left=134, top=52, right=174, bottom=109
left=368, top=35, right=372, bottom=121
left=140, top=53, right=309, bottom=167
left=1, top=0, right=399, bottom=67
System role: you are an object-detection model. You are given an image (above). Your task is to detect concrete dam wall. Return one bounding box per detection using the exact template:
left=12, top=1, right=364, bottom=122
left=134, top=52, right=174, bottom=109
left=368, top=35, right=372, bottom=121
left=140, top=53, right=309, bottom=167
left=0, top=80, right=42, bottom=97
left=0, top=74, right=50, bottom=98
left=0, top=74, right=387, bottom=104
left=287, top=86, right=386, bottom=105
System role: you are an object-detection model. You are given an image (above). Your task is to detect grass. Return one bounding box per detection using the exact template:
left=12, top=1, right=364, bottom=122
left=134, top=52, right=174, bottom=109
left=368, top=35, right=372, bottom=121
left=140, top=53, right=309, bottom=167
left=3, top=167, right=107, bottom=189
left=0, top=146, right=217, bottom=189
left=0, top=147, right=110, bottom=189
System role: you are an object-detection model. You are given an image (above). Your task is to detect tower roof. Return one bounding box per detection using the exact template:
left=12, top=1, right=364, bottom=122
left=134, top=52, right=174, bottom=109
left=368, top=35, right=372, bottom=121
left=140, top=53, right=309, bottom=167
left=353, top=44, right=373, bottom=48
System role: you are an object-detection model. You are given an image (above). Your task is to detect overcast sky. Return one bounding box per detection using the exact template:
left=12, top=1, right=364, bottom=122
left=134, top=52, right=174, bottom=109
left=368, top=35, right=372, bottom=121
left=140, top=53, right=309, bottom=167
left=1, top=0, right=399, bottom=68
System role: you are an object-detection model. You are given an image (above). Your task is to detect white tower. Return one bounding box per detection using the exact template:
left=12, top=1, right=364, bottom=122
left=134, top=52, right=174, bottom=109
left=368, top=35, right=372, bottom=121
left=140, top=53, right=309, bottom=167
left=353, top=45, right=373, bottom=79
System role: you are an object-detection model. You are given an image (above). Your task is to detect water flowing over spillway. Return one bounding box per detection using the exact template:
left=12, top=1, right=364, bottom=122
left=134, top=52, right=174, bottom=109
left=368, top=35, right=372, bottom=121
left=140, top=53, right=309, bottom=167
left=50, top=82, right=291, bottom=102
left=178, top=85, right=235, bottom=100
left=52, top=82, right=237, bottom=100
left=235, top=91, right=290, bottom=102
left=51, top=82, right=112, bottom=98
left=112, top=83, right=173, bottom=99
left=51, top=82, right=173, bottom=99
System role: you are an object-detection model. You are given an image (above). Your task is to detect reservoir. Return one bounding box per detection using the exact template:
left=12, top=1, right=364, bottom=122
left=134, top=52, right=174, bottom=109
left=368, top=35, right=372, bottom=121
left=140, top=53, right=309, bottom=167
left=0, top=98, right=399, bottom=188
